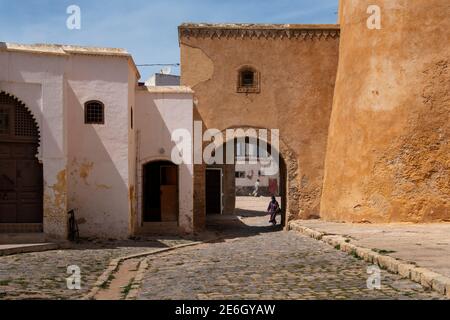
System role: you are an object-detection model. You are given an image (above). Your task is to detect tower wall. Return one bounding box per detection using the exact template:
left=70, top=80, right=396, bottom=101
left=321, top=0, right=450, bottom=222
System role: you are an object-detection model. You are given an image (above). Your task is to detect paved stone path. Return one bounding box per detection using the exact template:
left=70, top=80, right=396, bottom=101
left=0, top=238, right=197, bottom=300
left=292, top=219, right=450, bottom=278
left=137, top=200, right=442, bottom=300
left=0, top=197, right=444, bottom=300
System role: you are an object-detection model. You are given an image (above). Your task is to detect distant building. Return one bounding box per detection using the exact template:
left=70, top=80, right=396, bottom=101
left=235, top=142, right=280, bottom=196
left=145, top=73, right=180, bottom=86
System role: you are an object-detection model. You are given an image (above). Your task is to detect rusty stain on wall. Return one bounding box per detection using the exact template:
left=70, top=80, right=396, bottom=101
left=51, top=170, right=67, bottom=211
left=43, top=169, right=68, bottom=238
left=79, top=161, right=94, bottom=185
left=96, top=184, right=112, bottom=190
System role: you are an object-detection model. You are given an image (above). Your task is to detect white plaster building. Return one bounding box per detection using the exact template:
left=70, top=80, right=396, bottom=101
left=235, top=142, right=280, bottom=196
left=0, top=42, right=194, bottom=240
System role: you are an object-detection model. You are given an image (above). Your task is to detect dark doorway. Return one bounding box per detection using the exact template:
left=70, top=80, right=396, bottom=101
left=142, top=161, right=179, bottom=223
left=0, top=93, right=43, bottom=224
left=205, top=168, right=222, bottom=215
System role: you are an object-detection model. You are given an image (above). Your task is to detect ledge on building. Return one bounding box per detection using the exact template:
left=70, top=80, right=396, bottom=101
left=178, top=23, right=340, bottom=41
left=0, top=41, right=130, bottom=57
left=136, top=84, right=194, bottom=94
left=179, top=23, right=340, bottom=30
left=0, top=41, right=141, bottom=78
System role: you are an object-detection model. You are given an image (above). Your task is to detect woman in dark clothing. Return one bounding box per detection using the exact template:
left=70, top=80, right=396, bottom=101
left=267, top=196, right=280, bottom=225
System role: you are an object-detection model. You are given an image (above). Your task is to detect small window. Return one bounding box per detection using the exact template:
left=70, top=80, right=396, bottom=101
left=237, top=66, right=260, bottom=93
left=235, top=171, right=246, bottom=178
left=131, top=107, right=133, bottom=129
left=85, top=101, right=104, bottom=124
left=241, top=70, right=255, bottom=87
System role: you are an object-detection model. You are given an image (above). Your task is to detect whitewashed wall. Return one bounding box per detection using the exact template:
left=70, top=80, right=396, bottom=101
left=0, top=47, right=138, bottom=239
left=0, top=51, right=68, bottom=239
left=66, top=55, right=136, bottom=239
left=135, top=87, right=194, bottom=233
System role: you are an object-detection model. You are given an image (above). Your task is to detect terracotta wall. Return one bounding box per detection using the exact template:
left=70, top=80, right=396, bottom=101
left=321, top=0, right=450, bottom=222
left=180, top=24, right=340, bottom=225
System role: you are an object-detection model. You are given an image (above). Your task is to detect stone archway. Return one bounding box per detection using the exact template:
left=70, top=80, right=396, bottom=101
left=0, top=91, right=43, bottom=231
left=197, top=126, right=299, bottom=229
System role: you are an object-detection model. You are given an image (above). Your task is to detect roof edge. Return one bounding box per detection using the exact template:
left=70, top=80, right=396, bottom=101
left=178, top=23, right=340, bottom=41
left=0, top=42, right=141, bottom=79
left=137, top=85, right=194, bottom=94
left=179, top=23, right=340, bottom=30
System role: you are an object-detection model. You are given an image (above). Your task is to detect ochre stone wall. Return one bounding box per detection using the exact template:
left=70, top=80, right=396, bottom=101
left=180, top=24, right=340, bottom=226
left=321, top=0, right=450, bottom=223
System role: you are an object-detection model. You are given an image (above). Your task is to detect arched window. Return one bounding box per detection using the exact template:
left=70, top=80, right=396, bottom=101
left=84, top=101, right=105, bottom=124
left=237, top=66, right=260, bottom=93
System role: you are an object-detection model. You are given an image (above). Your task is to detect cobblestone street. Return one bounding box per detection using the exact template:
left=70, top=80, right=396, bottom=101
left=0, top=238, right=197, bottom=300
left=137, top=198, right=442, bottom=300
left=0, top=198, right=445, bottom=300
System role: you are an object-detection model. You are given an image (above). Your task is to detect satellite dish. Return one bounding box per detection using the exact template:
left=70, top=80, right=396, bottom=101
left=160, top=67, right=172, bottom=75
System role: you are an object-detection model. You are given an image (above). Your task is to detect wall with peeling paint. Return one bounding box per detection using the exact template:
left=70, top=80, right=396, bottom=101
left=179, top=24, right=340, bottom=226
left=66, top=55, right=136, bottom=239
left=135, top=87, right=194, bottom=234
left=0, top=47, right=139, bottom=239
left=0, top=51, right=68, bottom=239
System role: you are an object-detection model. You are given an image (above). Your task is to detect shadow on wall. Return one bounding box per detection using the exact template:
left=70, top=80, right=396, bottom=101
left=66, top=84, right=129, bottom=239
left=0, top=81, right=67, bottom=238
left=135, top=90, right=194, bottom=234
left=204, top=132, right=289, bottom=228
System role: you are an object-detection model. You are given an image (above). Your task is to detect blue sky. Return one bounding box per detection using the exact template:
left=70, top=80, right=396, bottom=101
left=0, top=0, right=338, bottom=80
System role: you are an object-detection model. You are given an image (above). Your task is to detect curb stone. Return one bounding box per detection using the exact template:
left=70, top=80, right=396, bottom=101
left=84, top=236, right=223, bottom=300
left=126, top=258, right=149, bottom=300
left=398, top=263, right=416, bottom=278
left=289, top=221, right=450, bottom=298
left=431, top=275, right=450, bottom=295
left=83, top=242, right=201, bottom=300
left=0, top=243, right=59, bottom=256
left=124, top=236, right=227, bottom=300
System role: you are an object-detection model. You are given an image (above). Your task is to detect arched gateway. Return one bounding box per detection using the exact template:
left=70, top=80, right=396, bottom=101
left=203, top=128, right=294, bottom=228
left=0, top=92, right=43, bottom=230
left=180, top=23, right=340, bottom=230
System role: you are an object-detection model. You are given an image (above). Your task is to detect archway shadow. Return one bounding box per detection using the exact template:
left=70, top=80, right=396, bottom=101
left=205, top=205, right=284, bottom=241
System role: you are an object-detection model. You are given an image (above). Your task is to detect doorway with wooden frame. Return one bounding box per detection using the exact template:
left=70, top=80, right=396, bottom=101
left=142, top=161, right=179, bottom=223
left=0, top=92, right=43, bottom=232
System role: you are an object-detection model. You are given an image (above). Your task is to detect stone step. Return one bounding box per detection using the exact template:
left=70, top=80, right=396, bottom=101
left=136, top=222, right=180, bottom=236
left=0, top=232, right=47, bottom=245
left=0, top=243, right=59, bottom=256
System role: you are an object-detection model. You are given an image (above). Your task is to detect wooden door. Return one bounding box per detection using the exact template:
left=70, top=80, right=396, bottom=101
left=0, top=143, right=43, bottom=223
left=160, top=165, right=178, bottom=222
left=0, top=94, right=42, bottom=224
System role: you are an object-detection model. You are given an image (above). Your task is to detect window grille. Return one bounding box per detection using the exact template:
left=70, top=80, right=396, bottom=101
left=85, top=101, right=105, bottom=124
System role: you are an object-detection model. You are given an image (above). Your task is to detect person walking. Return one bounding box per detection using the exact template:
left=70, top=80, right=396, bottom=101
left=252, top=179, right=260, bottom=197
left=267, top=196, right=280, bottom=225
